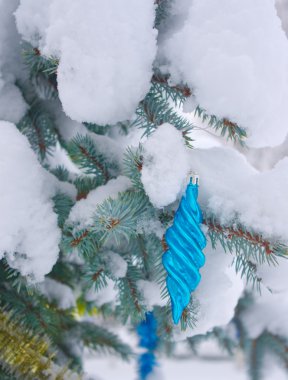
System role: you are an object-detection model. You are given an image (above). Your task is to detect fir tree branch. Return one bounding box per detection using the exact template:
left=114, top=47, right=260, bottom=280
left=77, top=322, right=132, bottom=359
left=188, top=326, right=237, bottom=356
left=247, top=332, right=288, bottom=380
left=123, top=145, right=144, bottom=191
left=0, top=264, right=133, bottom=367
left=204, top=218, right=287, bottom=263
left=22, top=44, right=59, bottom=101
left=233, top=293, right=288, bottom=380
left=195, top=105, right=247, bottom=144
left=50, top=166, right=71, bottom=182
left=117, top=265, right=146, bottom=323
left=233, top=255, right=262, bottom=291
left=152, top=306, right=173, bottom=339
left=133, top=79, right=194, bottom=146
left=154, top=0, right=171, bottom=28
left=62, top=226, right=101, bottom=258
left=23, top=45, right=59, bottom=76
left=48, top=260, right=84, bottom=290
left=150, top=73, right=246, bottom=145
left=0, top=365, right=17, bottom=380
left=53, top=193, right=75, bottom=228
left=67, top=134, right=110, bottom=182
left=85, top=261, right=108, bottom=292
left=180, top=298, right=199, bottom=331
left=151, top=73, right=191, bottom=104
left=204, top=218, right=288, bottom=289
left=74, top=176, right=103, bottom=200
left=84, top=122, right=109, bottom=135
left=92, top=190, right=150, bottom=243
left=17, top=103, right=59, bottom=160
left=50, top=166, right=102, bottom=202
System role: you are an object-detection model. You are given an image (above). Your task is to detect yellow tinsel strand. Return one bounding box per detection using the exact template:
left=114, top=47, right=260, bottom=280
left=0, top=310, right=82, bottom=380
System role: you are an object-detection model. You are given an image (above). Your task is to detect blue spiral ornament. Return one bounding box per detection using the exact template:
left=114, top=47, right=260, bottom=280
left=162, top=176, right=206, bottom=324
left=137, top=312, right=158, bottom=380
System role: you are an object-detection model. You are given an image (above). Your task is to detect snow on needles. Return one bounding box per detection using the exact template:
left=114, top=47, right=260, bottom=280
left=68, top=176, right=132, bottom=227
left=15, top=0, right=157, bottom=125
left=162, top=0, right=288, bottom=147
left=189, top=147, right=288, bottom=242
left=141, top=124, right=190, bottom=208
left=0, top=121, right=60, bottom=282
left=38, top=278, right=76, bottom=310
left=105, top=251, right=127, bottom=279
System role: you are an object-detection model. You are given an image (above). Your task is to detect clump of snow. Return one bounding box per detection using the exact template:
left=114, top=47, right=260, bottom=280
left=137, top=280, right=166, bottom=310
left=85, top=278, right=117, bottom=307
left=189, top=147, right=288, bottom=241
left=0, top=82, right=27, bottom=123
left=192, top=243, right=244, bottom=336
left=0, top=0, right=22, bottom=77
left=16, top=0, right=157, bottom=125
left=14, top=0, right=50, bottom=47
left=68, top=176, right=131, bottom=227
left=241, top=288, right=288, bottom=339
left=141, top=124, right=190, bottom=208
left=182, top=96, right=197, bottom=114
left=105, top=251, right=127, bottom=279
left=38, top=278, right=76, bottom=309
left=174, top=242, right=244, bottom=339
left=257, top=256, right=288, bottom=293
left=136, top=218, right=164, bottom=239
left=0, top=121, right=60, bottom=282
left=276, top=0, right=288, bottom=36
left=0, top=0, right=27, bottom=123
left=162, top=0, right=288, bottom=147
left=240, top=134, right=288, bottom=172
left=51, top=103, right=89, bottom=142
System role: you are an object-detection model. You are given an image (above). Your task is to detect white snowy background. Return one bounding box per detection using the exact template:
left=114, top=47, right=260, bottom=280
left=1, top=0, right=288, bottom=379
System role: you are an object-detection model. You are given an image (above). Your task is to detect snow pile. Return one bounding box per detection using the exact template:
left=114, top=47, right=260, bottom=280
left=192, top=243, right=244, bottom=336
left=0, top=84, right=27, bottom=123
left=162, top=0, right=288, bottom=147
left=136, top=218, right=164, bottom=239
left=85, top=278, right=117, bottom=307
left=38, top=278, right=76, bottom=309
left=0, top=0, right=27, bottom=123
left=173, top=242, right=244, bottom=339
left=14, top=0, right=50, bottom=46
left=15, top=0, right=157, bottom=125
left=68, top=176, right=131, bottom=227
left=141, top=124, right=190, bottom=208
left=137, top=280, right=166, bottom=310
left=241, top=257, right=288, bottom=339
left=105, top=251, right=127, bottom=279
left=242, top=289, right=288, bottom=338
left=276, top=0, right=288, bottom=36
left=0, top=121, right=60, bottom=282
left=189, top=147, right=288, bottom=241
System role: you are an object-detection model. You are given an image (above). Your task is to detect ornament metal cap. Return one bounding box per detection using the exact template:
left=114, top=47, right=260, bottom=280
left=187, top=171, right=199, bottom=185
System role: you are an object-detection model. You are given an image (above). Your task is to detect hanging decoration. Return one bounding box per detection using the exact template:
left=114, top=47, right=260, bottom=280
left=162, top=175, right=206, bottom=324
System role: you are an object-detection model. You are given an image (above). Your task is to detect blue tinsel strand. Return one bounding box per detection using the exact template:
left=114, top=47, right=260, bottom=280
left=162, top=177, right=206, bottom=324
left=137, top=312, right=158, bottom=380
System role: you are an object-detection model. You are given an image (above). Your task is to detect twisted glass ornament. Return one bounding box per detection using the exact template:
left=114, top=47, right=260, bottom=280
left=137, top=312, right=158, bottom=380
left=163, top=176, right=206, bottom=324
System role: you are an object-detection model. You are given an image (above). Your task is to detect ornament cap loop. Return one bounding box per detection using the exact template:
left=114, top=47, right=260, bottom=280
left=187, top=171, right=199, bottom=185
